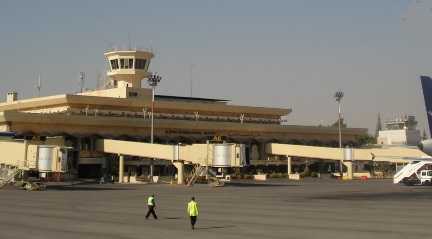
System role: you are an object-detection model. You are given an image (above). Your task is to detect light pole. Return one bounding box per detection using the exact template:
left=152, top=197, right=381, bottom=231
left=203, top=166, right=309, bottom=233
left=79, top=72, right=85, bottom=93
left=147, top=72, right=162, bottom=181
left=334, top=91, right=344, bottom=177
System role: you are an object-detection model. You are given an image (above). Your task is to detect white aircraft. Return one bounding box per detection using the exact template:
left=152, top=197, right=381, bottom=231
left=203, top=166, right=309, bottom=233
left=393, top=76, right=432, bottom=185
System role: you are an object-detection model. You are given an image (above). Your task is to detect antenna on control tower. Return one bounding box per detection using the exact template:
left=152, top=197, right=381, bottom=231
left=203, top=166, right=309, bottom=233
left=36, top=74, right=42, bottom=97
left=190, top=64, right=194, bottom=97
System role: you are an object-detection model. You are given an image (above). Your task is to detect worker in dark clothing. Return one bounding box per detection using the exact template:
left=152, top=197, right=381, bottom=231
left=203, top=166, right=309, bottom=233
left=187, top=196, right=199, bottom=230
left=145, top=194, right=158, bottom=219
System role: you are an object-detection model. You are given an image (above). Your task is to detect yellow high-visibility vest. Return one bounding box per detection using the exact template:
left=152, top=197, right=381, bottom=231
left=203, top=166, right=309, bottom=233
left=147, top=196, right=155, bottom=206
left=187, top=201, right=199, bottom=216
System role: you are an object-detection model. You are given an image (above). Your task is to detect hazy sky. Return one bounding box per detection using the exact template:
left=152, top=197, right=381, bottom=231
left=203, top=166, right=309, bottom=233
left=1, top=0, right=432, bottom=134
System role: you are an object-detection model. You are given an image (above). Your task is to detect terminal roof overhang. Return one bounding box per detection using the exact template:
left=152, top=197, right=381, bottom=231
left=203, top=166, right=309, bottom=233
left=0, top=110, right=367, bottom=138
left=0, top=93, right=368, bottom=140
left=0, top=94, right=291, bottom=117
left=155, top=94, right=229, bottom=103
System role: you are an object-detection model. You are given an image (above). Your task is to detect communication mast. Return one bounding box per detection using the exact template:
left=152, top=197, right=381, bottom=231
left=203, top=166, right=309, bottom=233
left=36, top=74, right=41, bottom=97
left=96, top=72, right=102, bottom=90
left=190, top=64, right=194, bottom=97
left=79, top=72, right=85, bottom=93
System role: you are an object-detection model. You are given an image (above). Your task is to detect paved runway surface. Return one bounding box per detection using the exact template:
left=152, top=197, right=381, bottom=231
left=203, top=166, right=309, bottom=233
left=1, top=179, right=431, bottom=239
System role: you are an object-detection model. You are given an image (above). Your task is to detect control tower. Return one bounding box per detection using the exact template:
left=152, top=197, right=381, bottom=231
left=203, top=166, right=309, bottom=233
left=104, top=50, right=154, bottom=88
left=378, top=115, right=421, bottom=146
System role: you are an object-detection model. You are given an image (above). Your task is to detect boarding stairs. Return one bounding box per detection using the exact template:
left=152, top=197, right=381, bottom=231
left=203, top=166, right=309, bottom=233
left=187, top=165, right=207, bottom=186
left=393, top=161, right=431, bottom=184
left=0, top=168, right=22, bottom=189
left=187, top=165, right=224, bottom=187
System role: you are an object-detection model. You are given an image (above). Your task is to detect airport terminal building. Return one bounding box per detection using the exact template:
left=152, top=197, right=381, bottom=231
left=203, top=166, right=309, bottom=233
left=0, top=49, right=367, bottom=179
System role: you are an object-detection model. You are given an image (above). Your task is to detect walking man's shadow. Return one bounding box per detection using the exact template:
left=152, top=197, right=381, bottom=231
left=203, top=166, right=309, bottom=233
left=161, top=217, right=235, bottom=230
left=163, top=217, right=181, bottom=220
left=195, top=225, right=236, bottom=230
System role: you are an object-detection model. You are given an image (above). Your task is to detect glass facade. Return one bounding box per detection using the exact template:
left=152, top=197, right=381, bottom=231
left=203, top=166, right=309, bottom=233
left=118, top=58, right=135, bottom=69
left=110, top=58, right=147, bottom=70
left=135, top=59, right=147, bottom=69
left=110, top=59, right=119, bottom=70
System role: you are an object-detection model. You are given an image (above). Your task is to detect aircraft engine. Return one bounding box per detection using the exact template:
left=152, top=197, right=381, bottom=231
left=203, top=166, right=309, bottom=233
left=418, top=139, right=432, bottom=157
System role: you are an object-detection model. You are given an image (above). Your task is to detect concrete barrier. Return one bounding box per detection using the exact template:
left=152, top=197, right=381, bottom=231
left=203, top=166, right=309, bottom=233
left=288, top=173, right=301, bottom=180
left=254, top=174, right=267, bottom=181
left=353, top=172, right=371, bottom=179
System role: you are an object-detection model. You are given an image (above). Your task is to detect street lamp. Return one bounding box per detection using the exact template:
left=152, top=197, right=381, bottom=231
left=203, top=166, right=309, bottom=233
left=147, top=72, right=162, bottom=181
left=334, top=90, right=344, bottom=177
left=79, top=72, right=85, bottom=93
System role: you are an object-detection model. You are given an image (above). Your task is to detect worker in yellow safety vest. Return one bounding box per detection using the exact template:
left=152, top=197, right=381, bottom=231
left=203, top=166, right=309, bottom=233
left=187, top=196, right=199, bottom=230
left=145, top=194, right=158, bottom=219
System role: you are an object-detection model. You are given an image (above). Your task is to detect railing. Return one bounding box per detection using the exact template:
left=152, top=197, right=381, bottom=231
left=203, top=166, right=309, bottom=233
left=186, top=165, right=224, bottom=187
left=105, top=46, right=154, bottom=53
left=393, top=161, right=430, bottom=184
left=65, top=110, right=282, bottom=125
left=19, top=106, right=284, bottom=125
left=0, top=168, right=22, bottom=189
left=187, top=166, right=206, bottom=186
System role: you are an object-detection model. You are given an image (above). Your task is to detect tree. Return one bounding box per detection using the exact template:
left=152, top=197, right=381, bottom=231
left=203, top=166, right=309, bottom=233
left=356, top=134, right=375, bottom=146
left=331, top=118, right=347, bottom=128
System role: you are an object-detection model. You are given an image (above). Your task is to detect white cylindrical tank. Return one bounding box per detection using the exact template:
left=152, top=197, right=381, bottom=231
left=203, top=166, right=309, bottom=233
left=213, top=144, right=232, bottom=167
left=344, top=147, right=353, bottom=161
left=38, top=145, right=54, bottom=172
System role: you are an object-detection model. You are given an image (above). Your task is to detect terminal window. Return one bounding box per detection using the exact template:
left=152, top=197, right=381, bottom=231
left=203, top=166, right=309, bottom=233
left=135, top=59, right=147, bottom=69
left=128, top=91, right=138, bottom=97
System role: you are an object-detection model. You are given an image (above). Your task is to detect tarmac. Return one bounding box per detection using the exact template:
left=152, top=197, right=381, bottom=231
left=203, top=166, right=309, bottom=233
left=0, top=179, right=431, bottom=239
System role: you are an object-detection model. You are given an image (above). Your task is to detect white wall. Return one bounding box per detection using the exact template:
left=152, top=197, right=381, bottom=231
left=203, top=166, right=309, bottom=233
left=378, top=129, right=421, bottom=146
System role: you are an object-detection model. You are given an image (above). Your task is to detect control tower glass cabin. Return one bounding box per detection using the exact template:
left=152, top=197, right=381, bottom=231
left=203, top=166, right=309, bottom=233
left=104, top=50, right=154, bottom=89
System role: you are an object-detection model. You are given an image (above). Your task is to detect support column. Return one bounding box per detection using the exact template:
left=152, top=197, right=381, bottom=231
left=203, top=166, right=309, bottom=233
left=287, top=156, right=292, bottom=178
left=173, top=161, right=184, bottom=185
left=119, top=154, right=124, bottom=183
left=259, top=142, right=267, bottom=161
left=344, top=161, right=353, bottom=180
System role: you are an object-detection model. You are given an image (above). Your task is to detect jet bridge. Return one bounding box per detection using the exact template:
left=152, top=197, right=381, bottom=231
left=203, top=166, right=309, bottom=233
left=0, top=140, right=70, bottom=173
left=95, top=139, right=245, bottom=184
left=266, top=143, right=429, bottom=179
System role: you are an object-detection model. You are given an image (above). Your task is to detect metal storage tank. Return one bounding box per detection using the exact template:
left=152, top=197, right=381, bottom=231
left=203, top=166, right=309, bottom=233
left=213, top=144, right=232, bottom=167
left=237, top=144, right=246, bottom=166
left=38, top=145, right=54, bottom=172
left=344, top=147, right=353, bottom=161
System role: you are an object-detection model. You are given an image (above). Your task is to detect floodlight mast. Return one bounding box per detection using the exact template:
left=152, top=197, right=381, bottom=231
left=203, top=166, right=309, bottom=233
left=79, top=72, right=85, bottom=93
left=335, top=91, right=344, bottom=177
left=147, top=72, right=162, bottom=181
